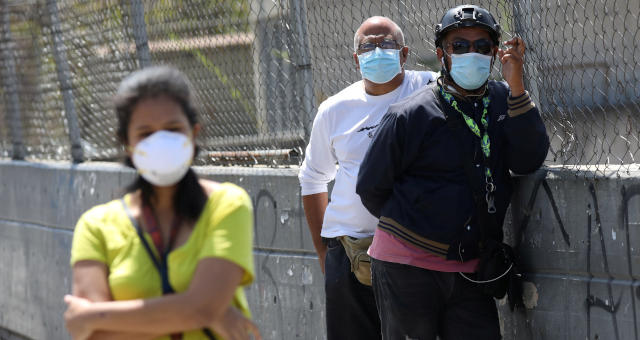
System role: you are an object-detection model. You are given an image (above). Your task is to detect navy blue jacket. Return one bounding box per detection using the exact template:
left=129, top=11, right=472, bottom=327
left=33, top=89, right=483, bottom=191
left=356, top=80, right=549, bottom=261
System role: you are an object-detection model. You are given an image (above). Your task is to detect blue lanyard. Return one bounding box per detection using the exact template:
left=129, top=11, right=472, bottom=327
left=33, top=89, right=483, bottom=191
left=120, top=199, right=217, bottom=340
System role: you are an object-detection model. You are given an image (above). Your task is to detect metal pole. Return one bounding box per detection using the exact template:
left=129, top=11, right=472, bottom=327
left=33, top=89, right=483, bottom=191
left=510, top=0, right=537, bottom=100
left=46, top=0, right=83, bottom=162
left=0, top=2, right=25, bottom=160
left=290, top=0, right=316, bottom=141
left=131, top=0, right=151, bottom=68
left=250, top=0, right=268, bottom=134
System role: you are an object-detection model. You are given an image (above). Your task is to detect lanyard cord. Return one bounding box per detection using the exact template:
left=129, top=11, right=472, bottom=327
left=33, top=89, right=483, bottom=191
left=439, top=85, right=497, bottom=213
left=140, top=204, right=182, bottom=298
left=120, top=199, right=218, bottom=340
left=142, top=205, right=181, bottom=263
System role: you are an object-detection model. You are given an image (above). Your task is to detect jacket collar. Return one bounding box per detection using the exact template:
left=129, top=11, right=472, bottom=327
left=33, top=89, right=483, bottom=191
left=438, top=76, right=488, bottom=102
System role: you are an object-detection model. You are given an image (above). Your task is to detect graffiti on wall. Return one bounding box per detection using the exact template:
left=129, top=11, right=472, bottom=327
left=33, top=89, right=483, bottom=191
left=514, top=171, right=640, bottom=340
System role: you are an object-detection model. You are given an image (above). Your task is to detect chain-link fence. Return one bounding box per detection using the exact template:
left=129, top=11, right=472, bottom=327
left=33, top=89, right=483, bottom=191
left=1, top=0, right=639, bottom=174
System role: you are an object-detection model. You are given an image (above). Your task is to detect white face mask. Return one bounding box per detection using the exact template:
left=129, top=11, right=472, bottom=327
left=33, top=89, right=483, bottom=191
left=131, top=130, right=194, bottom=187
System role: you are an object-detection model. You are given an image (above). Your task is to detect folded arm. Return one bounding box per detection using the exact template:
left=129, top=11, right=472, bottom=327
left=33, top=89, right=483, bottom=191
left=70, top=261, right=160, bottom=340
left=67, top=257, right=244, bottom=334
left=67, top=258, right=257, bottom=340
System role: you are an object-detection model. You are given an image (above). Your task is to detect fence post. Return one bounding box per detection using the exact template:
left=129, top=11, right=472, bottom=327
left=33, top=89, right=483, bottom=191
left=289, top=0, right=315, bottom=141
left=131, top=0, right=151, bottom=68
left=510, top=1, right=539, bottom=102
left=46, top=0, right=83, bottom=163
left=0, top=2, right=25, bottom=160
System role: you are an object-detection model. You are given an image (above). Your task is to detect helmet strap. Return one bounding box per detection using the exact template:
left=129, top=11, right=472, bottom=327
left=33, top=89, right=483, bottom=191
left=440, top=50, right=452, bottom=80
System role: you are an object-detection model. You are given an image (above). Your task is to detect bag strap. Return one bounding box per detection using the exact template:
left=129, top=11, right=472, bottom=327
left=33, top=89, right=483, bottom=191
left=120, top=199, right=217, bottom=340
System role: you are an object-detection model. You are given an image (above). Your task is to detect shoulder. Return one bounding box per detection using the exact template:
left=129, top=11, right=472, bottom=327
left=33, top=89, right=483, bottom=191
left=199, top=179, right=222, bottom=196
left=316, top=81, right=365, bottom=116
left=204, top=182, right=253, bottom=218
left=404, top=70, right=439, bottom=86
left=73, top=198, right=132, bottom=251
left=77, top=198, right=127, bottom=228
left=388, top=83, right=442, bottom=121
left=488, top=80, right=510, bottom=98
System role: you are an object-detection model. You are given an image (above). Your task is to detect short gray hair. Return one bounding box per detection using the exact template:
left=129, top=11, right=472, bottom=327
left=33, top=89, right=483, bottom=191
left=353, top=16, right=405, bottom=52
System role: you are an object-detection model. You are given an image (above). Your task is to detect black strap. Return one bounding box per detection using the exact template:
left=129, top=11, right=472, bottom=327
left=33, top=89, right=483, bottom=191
left=120, top=199, right=217, bottom=340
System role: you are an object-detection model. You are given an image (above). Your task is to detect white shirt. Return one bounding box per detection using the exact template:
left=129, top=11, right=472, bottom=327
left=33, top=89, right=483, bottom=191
left=299, top=70, right=437, bottom=238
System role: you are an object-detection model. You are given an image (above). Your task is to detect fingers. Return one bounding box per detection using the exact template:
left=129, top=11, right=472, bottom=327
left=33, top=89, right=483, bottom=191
left=498, top=37, right=526, bottom=66
left=247, top=320, right=262, bottom=340
left=239, top=319, right=261, bottom=340
left=502, top=37, right=526, bottom=57
left=500, top=53, right=522, bottom=66
left=227, top=323, right=259, bottom=340
left=219, top=310, right=261, bottom=340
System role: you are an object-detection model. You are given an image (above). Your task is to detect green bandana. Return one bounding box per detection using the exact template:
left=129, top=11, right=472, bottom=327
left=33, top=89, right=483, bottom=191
left=439, top=85, right=496, bottom=213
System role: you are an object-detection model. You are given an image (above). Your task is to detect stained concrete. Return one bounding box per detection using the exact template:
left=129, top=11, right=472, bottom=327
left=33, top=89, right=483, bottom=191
left=0, top=160, right=639, bottom=339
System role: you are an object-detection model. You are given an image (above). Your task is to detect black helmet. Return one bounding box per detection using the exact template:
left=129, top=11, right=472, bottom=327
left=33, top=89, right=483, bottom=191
left=434, top=5, right=501, bottom=48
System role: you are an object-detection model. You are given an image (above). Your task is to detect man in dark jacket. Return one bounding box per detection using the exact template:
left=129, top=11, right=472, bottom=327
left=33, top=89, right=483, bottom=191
left=356, top=5, right=549, bottom=340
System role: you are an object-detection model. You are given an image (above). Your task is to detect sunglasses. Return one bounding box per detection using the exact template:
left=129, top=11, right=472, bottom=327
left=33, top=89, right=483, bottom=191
left=447, top=38, right=494, bottom=55
left=357, top=39, right=402, bottom=53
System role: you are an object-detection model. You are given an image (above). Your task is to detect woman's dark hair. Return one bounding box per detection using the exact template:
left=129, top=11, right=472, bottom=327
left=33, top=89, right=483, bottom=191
left=114, top=66, right=207, bottom=222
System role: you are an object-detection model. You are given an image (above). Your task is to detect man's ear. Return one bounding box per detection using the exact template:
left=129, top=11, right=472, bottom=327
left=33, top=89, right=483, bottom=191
left=353, top=52, right=360, bottom=70
left=192, top=123, right=201, bottom=139
left=436, top=47, right=444, bottom=60
left=400, top=46, right=409, bottom=66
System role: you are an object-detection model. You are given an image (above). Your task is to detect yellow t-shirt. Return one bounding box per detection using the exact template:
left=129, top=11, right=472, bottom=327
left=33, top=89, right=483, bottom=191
left=70, top=182, right=255, bottom=340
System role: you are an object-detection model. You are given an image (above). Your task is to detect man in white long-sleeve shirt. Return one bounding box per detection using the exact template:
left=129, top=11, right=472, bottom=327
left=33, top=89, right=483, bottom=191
left=298, top=16, right=437, bottom=340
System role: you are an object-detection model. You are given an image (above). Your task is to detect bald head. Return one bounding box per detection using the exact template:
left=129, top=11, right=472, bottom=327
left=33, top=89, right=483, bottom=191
left=354, top=16, right=405, bottom=52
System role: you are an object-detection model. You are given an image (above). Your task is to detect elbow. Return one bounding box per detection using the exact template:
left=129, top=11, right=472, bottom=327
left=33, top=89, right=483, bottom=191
left=356, top=184, right=386, bottom=218
left=510, top=141, right=549, bottom=175
left=357, top=194, right=382, bottom=218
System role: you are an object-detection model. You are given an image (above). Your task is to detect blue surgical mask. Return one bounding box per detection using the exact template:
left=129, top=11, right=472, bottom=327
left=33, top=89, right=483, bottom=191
left=357, top=47, right=402, bottom=84
left=447, top=53, right=492, bottom=90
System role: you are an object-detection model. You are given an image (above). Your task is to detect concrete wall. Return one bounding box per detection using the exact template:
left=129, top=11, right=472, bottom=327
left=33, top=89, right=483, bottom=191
left=0, top=161, right=323, bottom=340
left=501, top=166, right=640, bottom=340
left=0, top=160, right=639, bottom=340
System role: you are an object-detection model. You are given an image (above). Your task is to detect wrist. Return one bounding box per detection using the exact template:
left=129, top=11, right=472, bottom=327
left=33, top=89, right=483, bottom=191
left=510, top=88, right=525, bottom=97
left=507, top=90, right=535, bottom=117
left=86, top=300, right=129, bottom=331
left=314, top=241, right=327, bottom=254
left=79, top=305, right=102, bottom=332
left=508, top=81, right=525, bottom=97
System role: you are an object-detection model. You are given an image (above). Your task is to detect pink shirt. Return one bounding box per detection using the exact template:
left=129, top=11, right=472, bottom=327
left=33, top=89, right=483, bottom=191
left=368, top=227, right=479, bottom=273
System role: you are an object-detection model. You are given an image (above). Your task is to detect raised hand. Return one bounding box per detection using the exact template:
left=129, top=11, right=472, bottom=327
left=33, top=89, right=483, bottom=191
left=497, top=36, right=526, bottom=97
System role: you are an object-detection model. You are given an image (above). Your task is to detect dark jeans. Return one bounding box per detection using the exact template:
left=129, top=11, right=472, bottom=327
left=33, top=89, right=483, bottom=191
left=324, top=237, right=381, bottom=340
left=371, top=258, right=501, bottom=340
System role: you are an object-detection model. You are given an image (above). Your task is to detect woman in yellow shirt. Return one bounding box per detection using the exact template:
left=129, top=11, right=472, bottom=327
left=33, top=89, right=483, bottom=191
left=64, top=66, right=261, bottom=340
